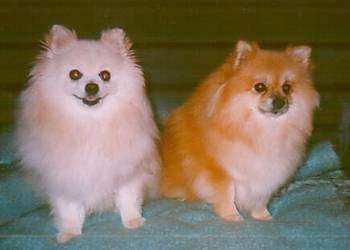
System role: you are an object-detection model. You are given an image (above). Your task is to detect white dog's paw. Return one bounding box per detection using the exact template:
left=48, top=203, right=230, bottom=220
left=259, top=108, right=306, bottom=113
left=56, top=230, right=81, bottom=244
left=123, top=217, right=146, bottom=229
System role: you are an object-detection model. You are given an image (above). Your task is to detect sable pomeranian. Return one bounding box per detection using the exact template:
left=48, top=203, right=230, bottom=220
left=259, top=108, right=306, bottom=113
left=161, top=41, right=319, bottom=221
left=15, top=25, right=160, bottom=243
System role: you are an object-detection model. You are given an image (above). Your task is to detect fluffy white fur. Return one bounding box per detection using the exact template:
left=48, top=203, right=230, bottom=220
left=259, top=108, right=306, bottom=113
left=15, top=25, right=160, bottom=243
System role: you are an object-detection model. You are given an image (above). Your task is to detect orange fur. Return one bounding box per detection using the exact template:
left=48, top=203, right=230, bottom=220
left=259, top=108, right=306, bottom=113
left=161, top=41, right=319, bottom=221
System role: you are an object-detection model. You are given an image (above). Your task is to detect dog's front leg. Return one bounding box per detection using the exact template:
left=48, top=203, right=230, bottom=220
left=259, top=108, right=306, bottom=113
left=51, top=198, right=86, bottom=243
left=115, top=177, right=145, bottom=229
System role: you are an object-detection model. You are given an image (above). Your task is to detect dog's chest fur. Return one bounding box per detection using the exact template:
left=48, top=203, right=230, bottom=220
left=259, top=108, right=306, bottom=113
left=207, top=115, right=305, bottom=211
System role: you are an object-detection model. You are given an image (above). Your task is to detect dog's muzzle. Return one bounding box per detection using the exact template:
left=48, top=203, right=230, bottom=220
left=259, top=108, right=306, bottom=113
left=271, top=95, right=288, bottom=114
left=73, top=83, right=107, bottom=106
left=259, top=95, right=289, bottom=116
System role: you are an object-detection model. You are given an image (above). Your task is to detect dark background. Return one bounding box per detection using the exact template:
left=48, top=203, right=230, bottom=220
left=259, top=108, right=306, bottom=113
left=1, top=0, right=349, bottom=171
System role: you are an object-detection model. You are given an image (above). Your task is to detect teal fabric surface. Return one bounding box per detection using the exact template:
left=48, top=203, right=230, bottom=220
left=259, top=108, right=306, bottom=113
left=0, top=141, right=349, bottom=249
left=0, top=132, right=15, bottom=166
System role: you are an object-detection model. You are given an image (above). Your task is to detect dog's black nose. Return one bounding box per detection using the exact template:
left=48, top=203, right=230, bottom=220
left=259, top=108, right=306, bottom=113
left=85, top=83, right=99, bottom=96
left=272, top=96, right=287, bottom=113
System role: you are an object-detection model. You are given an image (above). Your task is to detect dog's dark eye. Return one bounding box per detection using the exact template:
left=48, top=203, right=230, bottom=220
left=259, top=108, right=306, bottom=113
left=69, top=69, right=82, bottom=81
left=99, top=70, right=111, bottom=82
left=282, top=83, right=292, bottom=94
left=254, top=82, right=267, bottom=93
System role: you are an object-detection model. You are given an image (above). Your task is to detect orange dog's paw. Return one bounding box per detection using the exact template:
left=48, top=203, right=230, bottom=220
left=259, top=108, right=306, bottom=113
left=219, top=212, right=244, bottom=222
left=214, top=202, right=243, bottom=222
left=251, top=208, right=273, bottom=221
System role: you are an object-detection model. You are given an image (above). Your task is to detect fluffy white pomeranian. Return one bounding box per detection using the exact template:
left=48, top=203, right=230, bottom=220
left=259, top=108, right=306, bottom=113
left=15, top=25, right=160, bottom=243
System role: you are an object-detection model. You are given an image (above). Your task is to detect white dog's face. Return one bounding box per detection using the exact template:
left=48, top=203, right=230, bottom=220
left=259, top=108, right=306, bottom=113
left=51, top=41, right=123, bottom=107
left=34, top=25, right=141, bottom=110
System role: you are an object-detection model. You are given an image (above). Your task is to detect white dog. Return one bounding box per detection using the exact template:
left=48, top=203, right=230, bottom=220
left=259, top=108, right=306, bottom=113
left=15, top=25, right=161, bottom=243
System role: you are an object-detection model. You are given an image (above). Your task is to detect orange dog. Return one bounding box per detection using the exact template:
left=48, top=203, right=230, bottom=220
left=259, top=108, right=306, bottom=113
left=161, top=41, right=319, bottom=221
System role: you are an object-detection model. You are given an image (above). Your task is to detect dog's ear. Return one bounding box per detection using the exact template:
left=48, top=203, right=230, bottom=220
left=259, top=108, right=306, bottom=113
left=100, top=28, right=133, bottom=57
left=286, top=46, right=311, bottom=67
left=44, top=25, right=77, bottom=52
left=233, top=40, right=258, bottom=69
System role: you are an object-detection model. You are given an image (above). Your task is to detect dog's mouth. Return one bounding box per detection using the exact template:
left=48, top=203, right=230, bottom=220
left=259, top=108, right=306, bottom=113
left=258, top=96, right=290, bottom=117
left=73, top=94, right=107, bottom=106
left=258, top=106, right=289, bottom=117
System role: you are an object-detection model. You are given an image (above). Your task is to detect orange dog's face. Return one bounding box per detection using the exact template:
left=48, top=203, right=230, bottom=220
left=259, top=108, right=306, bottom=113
left=240, top=52, right=301, bottom=117
left=210, top=41, right=319, bottom=130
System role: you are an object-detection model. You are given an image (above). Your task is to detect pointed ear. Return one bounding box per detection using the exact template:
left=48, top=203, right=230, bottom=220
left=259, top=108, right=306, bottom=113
left=233, top=40, right=258, bottom=69
left=45, top=25, right=77, bottom=51
left=100, top=28, right=132, bottom=57
left=286, top=46, right=311, bottom=66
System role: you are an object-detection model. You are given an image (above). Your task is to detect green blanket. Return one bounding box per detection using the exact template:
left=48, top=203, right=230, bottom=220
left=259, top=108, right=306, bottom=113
left=0, top=140, right=349, bottom=249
